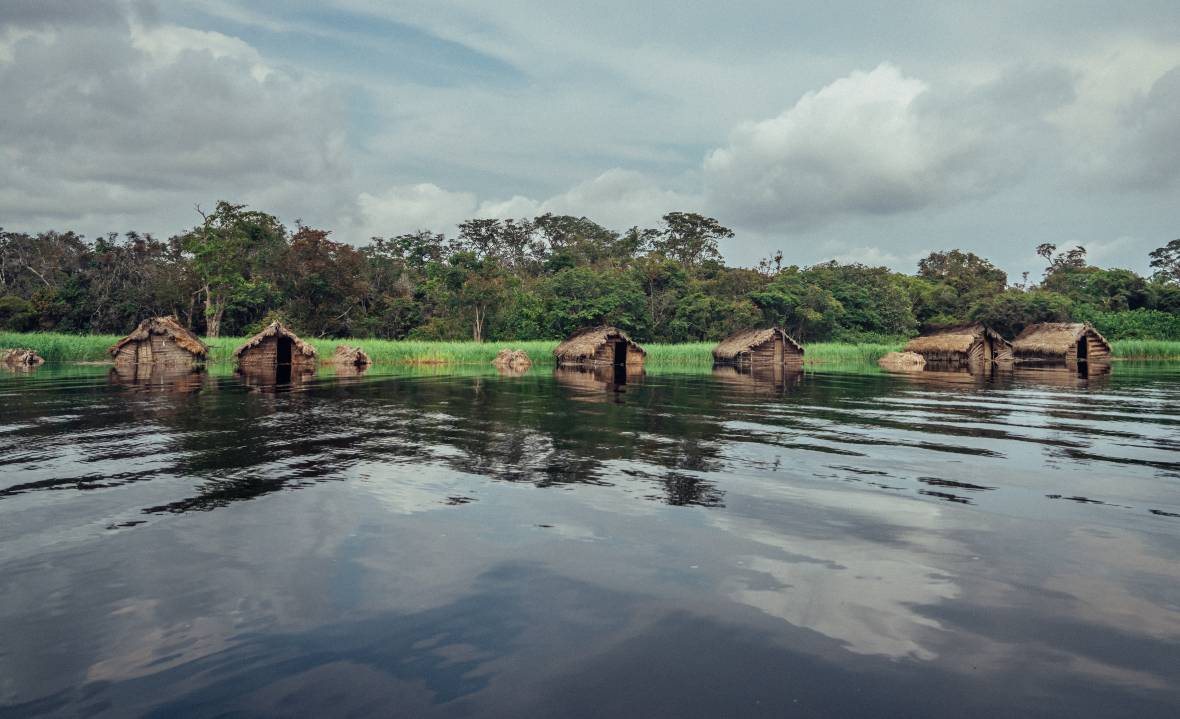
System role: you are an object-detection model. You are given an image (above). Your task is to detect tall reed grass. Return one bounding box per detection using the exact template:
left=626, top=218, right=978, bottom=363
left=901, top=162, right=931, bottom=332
left=4, top=332, right=1180, bottom=365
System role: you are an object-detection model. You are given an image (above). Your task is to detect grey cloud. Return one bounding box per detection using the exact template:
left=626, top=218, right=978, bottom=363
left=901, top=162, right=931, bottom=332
left=0, top=0, right=124, bottom=28
left=0, top=12, right=350, bottom=232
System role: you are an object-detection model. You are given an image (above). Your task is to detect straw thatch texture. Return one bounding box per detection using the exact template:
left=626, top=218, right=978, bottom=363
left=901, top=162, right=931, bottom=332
left=233, top=321, right=317, bottom=369
left=1012, top=322, right=1111, bottom=364
left=878, top=351, right=926, bottom=371
left=553, top=326, right=645, bottom=367
left=2, top=348, right=44, bottom=368
left=333, top=344, right=371, bottom=367
left=903, top=323, right=1013, bottom=367
left=712, top=327, right=804, bottom=369
left=492, top=349, right=532, bottom=373
left=108, top=316, right=208, bottom=367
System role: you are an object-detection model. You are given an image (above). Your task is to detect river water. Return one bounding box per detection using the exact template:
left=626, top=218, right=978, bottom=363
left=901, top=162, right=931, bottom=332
left=1, top=363, right=1178, bottom=717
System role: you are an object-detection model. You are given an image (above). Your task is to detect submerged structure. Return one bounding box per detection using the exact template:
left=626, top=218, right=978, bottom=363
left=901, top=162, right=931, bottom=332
left=2, top=348, right=45, bottom=369
left=903, top=323, right=1013, bottom=368
left=332, top=345, right=371, bottom=368
left=553, top=326, right=645, bottom=368
left=108, top=316, right=208, bottom=368
left=712, top=327, right=804, bottom=370
left=1011, top=322, right=1111, bottom=366
left=233, top=321, right=317, bottom=370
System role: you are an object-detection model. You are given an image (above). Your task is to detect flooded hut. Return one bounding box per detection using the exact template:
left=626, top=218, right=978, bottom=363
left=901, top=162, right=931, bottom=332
left=2, top=348, right=44, bottom=369
left=712, top=327, right=804, bottom=370
left=233, top=321, right=318, bottom=370
left=1012, top=322, right=1111, bottom=366
left=333, top=344, right=371, bottom=368
left=553, top=326, right=645, bottom=369
left=108, top=316, right=208, bottom=368
left=903, top=323, right=1012, bottom=368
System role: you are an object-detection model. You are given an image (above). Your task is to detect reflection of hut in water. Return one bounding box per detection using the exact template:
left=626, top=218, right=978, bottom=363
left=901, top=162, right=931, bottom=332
left=237, top=364, right=316, bottom=392
left=903, top=323, right=1012, bottom=369
left=712, top=327, right=804, bottom=370
left=108, top=316, right=208, bottom=368
left=711, top=364, right=802, bottom=397
left=233, top=321, right=318, bottom=370
left=1012, top=364, right=1110, bottom=389
left=108, top=364, right=206, bottom=393
left=553, top=326, right=645, bottom=368
left=1012, top=322, right=1111, bottom=367
left=553, top=365, right=642, bottom=400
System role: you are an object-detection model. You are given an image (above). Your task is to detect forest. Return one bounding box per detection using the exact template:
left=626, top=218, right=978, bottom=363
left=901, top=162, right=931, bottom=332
left=3, top=201, right=1180, bottom=344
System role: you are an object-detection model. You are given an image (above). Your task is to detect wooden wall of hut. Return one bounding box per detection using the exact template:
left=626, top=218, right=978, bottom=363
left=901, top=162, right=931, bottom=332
left=737, top=335, right=804, bottom=370
left=588, top=341, right=644, bottom=367
left=237, top=336, right=317, bottom=371
left=112, top=335, right=198, bottom=367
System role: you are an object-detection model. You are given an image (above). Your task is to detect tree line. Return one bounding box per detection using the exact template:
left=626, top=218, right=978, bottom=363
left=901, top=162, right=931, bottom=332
left=2, top=201, right=1180, bottom=343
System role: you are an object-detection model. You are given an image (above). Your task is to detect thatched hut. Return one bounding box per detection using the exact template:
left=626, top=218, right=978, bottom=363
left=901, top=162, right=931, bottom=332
left=903, top=323, right=1013, bottom=368
left=553, top=326, right=645, bottom=368
left=109, top=316, right=208, bottom=367
left=1012, top=322, right=1111, bottom=365
left=2, top=348, right=44, bottom=369
left=712, top=327, right=804, bottom=369
left=492, top=349, right=532, bottom=375
left=233, top=321, right=317, bottom=370
left=333, top=345, right=371, bottom=368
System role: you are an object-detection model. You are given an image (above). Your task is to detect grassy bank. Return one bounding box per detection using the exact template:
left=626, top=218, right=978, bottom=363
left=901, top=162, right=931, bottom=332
left=4, top=332, right=1179, bottom=366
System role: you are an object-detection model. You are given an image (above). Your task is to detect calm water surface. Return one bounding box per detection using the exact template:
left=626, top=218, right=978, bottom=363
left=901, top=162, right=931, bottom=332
left=1, top=363, right=1179, bottom=717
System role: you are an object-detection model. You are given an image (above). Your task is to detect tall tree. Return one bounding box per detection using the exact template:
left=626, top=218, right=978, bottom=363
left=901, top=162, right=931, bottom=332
left=179, top=201, right=287, bottom=337
left=649, top=212, right=732, bottom=269
left=1149, top=239, right=1180, bottom=284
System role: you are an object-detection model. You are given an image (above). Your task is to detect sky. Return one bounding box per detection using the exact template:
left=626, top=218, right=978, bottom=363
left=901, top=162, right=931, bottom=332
left=2, top=0, right=1178, bottom=279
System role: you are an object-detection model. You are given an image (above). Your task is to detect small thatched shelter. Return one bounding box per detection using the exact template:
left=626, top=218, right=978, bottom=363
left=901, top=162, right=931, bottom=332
left=1012, top=322, right=1111, bottom=365
left=2, top=348, right=44, bottom=368
left=109, top=316, right=208, bottom=367
left=878, top=351, right=926, bottom=372
left=553, top=326, right=645, bottom=368
left=333, top=345, right=371, bottom=368
left=233, top=321, right=317, bottom=370
left=712, top=327, right=804, bottom=369
left=903, top=323, right=1013, bottom=368
left=493, top=348, right=532, bottom=374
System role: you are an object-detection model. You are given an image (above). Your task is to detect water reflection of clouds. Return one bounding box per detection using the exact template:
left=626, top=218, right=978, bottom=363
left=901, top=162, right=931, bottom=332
left=709, top=489, right=961, bottom=660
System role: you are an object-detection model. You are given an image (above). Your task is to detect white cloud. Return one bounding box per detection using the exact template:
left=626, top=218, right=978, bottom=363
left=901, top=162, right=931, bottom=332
left=0, top=6, right=349, bottom=233
left=355, top=183, right=477, bottom=236
left=702, top=64, right=1037, bottom=229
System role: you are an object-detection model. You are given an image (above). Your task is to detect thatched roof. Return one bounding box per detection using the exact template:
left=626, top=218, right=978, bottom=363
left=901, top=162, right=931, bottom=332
left=333, top=344, right=371, bottom=367
left=904, top=323, right=1009, bottom=355
left=492, top=348, right=532, bottom=371
left=553, top=326, right=644, bottom=361
left=232, top=321, right=317, bottom=359
left=1012, top=322, right=1110, bottom=355
left=2, top=348, right=44, bottom=367
left=878, top=351, right=926, bottom=371
left=109, top=316, right=208, bottom=358
left=712, top=327, right=803, bottom=360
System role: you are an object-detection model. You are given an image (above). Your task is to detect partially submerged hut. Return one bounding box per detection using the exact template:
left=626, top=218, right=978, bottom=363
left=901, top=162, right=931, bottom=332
left=233, top=321, right=317, bottom=370
left=2, top=348, right=44, bottom=368
left=903, top=323, right=1013, bottom=368
left=878, top=351, right=925, bottom=372
left=109, top=316, right=208, bottom=367
left=553, top=326, right=645, bottom=368
left=333, top=344, right=371, bottom=368
left=1011, top=322, right=1111, bottom=365
left=492, top=348, right=532, bottom=374
left=712, top=327, right=804, bottom=370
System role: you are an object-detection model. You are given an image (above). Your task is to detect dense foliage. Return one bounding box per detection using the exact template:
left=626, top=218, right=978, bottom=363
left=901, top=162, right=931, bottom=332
left=2, top=203, right=1178, bottom=342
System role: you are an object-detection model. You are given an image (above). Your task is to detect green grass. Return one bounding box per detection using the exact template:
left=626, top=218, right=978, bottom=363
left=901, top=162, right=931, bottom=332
left=1109, top=340, right=1180, bottom=360
left=4, top=332, right=1180, bottom=366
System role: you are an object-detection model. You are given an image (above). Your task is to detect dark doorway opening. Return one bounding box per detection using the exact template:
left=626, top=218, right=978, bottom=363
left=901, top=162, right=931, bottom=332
left=277, top=337, right=293, bottom=366
left=611, top=340, right=627, bottom=366
left=1076, top=336, right=1088, bottom=362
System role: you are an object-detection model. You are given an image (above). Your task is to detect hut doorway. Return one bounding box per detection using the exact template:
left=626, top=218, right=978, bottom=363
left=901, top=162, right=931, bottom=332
left=1077, top=336, right=1088, bottom=362
left=276, top=336, right=294, bottom=365
left=611, top=340, right=627, bottom=366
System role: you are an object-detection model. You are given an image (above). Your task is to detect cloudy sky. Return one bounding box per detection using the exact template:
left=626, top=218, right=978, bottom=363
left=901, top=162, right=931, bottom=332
left=2, top=0, right=1178, bottom=278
